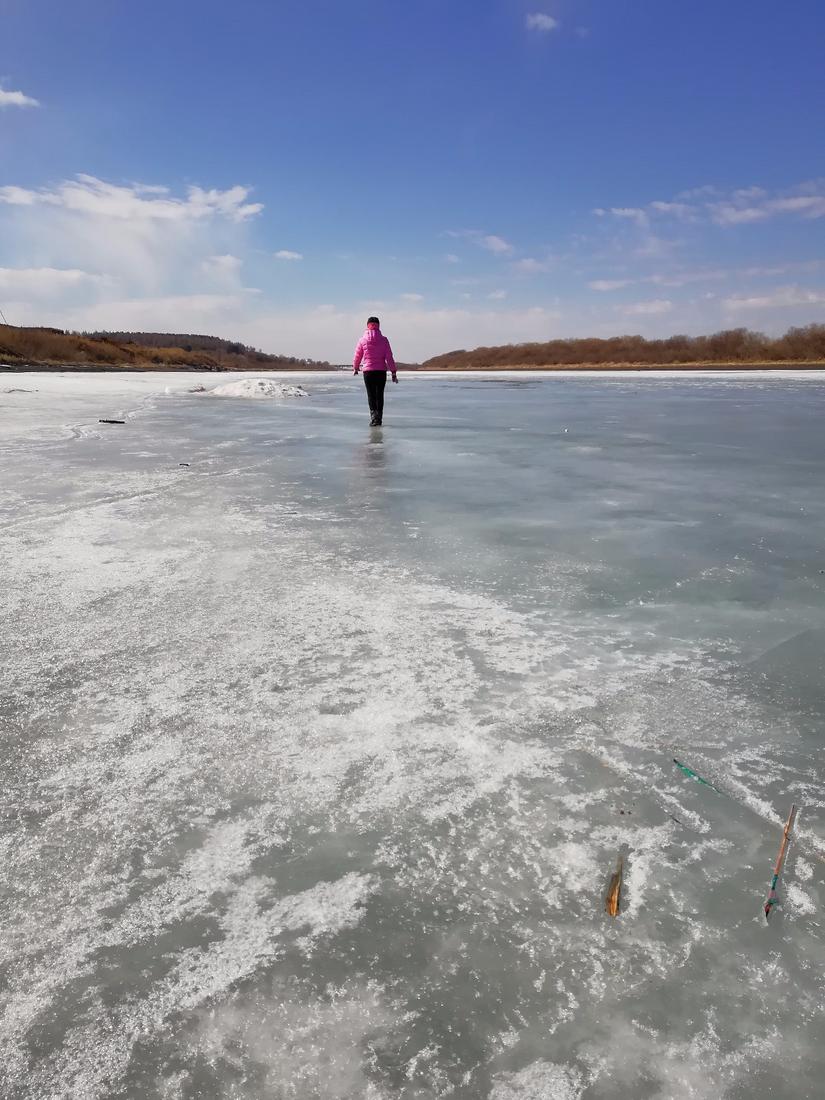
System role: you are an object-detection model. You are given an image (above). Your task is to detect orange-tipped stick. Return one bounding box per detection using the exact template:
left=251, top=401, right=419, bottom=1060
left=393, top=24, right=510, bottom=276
left=605, top=855, right=623, bottom=917
left=764, top=804, right=797, bottom=920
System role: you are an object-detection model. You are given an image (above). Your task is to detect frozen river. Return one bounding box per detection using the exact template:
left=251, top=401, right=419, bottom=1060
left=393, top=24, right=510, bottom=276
left=2, top=370, right=824, bottom=1098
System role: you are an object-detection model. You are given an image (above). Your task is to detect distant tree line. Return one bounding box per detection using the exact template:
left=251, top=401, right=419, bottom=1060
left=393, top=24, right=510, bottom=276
left=5, top=321, right=825, bottom=373
left=89, top=331, right=250, bottom=352
left=421, top=325, right=825, bottom=370
left=0, top=325, right=332, bottom=371
left=88, top=330, right=330, bottom=367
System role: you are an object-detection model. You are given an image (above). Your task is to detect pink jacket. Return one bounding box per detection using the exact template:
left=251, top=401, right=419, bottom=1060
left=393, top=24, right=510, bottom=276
left=353, top=325, right=396, bottom=372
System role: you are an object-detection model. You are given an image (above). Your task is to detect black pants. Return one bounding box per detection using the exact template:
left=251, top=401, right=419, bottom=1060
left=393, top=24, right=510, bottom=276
left=363, top=371, right=387, bottom=424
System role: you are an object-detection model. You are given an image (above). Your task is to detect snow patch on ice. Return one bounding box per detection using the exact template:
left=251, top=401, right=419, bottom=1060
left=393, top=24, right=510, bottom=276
left=17, top=872, right=379, bottom=1097
left=795, top=856, right=814, bottom=881
left=490, top=1060, right=586, bottom=1099
left=786, top=882, right=817, bottom=916
left=193, top=979, right=394, bottom=1099
left=166, top=871, right=377, bottom=1011
left=208, top=378, right=308, bottom=399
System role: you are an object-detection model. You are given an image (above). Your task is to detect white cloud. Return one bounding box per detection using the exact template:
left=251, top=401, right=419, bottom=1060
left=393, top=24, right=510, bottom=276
left=511, top=257, right=549, bottom=274
left=202, top=254, right=242, bottom=275
left=649, top=201, right=697, bottom=221
left=715, top=193, right=825, bottom=224
left=0, top=267, right=112, bottom=297
left=605, top=207, right=649, bottom=227
left=526, top=14, right=559, bottom=33
left=590, top=270, right=728, bottom=292
left=274, top=249, right=303, bottom=261
left=444, top=229, right=514, bottom=255
left=488, top=290, right=507, bottom=300
left=0, top=174, right=264, bottom=306
left=708, top=203, right=769, bottom=226
left=0, top=88, right=39, bottom=108
left=0, top=186, right=39, bottom=205
left=634, top=235, right=677, bottom=259
left=731, top=186, right=768, bottom=200
left=670, top=182, right=825, bottom=226
left=34, top=293, right=251, bottom=335
left=722, top=286, right=825, bottom=311
left=595, top=181, right=825, bottom=231
left=0, top=175, right=262, bottom=222
left=589, top=279, right=633, bottom=291
left=596, top=201, right=696, bottom=240
left=740, top=260, right=823, bottom=278
left=400, top=292, right=424, bottom=302
left=676, top=184, right=720, bottom=200
left=480, top=234, right=513, bottom=255
left=444, top=253, right=460, bottom=264
left=200, top=254, right=245, bottom=291
left=619, top=299, right=673, bottom=316
left=646, top=269, right=727, bottom=287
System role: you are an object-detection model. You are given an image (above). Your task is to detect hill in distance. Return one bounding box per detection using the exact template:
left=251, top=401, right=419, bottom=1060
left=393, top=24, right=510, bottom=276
left=421, top=324, right=825, bottom=370
left=0, top=325, right=333, bottom=371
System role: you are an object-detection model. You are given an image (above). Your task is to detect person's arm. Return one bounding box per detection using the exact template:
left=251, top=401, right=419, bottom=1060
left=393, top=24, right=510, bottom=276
left=353, top=338, right=364, bottom=374
left=385, top=338, right=398, bottom=382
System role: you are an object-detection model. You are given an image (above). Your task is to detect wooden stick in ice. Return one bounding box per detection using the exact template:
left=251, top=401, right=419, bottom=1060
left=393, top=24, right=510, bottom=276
left=764, top=804, right=797, bottom=921
left=605, top=854, right=623, bottom=918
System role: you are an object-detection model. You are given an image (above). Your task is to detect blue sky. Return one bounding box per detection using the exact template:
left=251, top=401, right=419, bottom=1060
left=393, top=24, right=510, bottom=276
left=2, top=0, right=824, bottom=360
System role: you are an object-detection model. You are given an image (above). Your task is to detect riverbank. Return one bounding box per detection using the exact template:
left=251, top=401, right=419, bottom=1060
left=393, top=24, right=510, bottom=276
left=5, top=359, right=825, bottom=374
left=0, top=323, right=333, bottom=372
left=422, top=360, right=825, bottom=371
left=0, top=360, right=336, bottom=373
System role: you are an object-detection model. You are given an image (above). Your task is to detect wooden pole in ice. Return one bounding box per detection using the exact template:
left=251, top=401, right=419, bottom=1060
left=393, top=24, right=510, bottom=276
left=764, top=804, right=797, bottom=921
left=605, top=854, right=623, bottom=918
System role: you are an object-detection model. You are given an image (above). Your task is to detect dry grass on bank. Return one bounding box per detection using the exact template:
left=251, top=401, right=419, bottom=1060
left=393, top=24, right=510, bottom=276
left=421, top=325, right=825, bottom=370
left=0, top=325, right=332, bottom=371
left=424, top=360, right=825, bottom=371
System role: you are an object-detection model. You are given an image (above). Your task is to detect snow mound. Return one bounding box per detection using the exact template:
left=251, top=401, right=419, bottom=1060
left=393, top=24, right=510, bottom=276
left=208, top=379, right=308, bottom=399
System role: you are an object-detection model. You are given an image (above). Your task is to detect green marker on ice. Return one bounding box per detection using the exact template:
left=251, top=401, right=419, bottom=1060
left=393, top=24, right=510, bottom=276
left=673, top=758, right=721, bottom=794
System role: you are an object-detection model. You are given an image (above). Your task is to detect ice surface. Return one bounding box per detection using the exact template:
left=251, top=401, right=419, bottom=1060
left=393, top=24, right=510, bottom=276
left=1, top=370, right=824, bottom=1098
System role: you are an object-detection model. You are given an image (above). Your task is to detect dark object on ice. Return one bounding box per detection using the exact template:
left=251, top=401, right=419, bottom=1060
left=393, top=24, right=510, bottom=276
left=673, top=757, right=720, bottom=794
left=764, top=804, right=797, bottom=920
left=99, top=418, right=125, bottom=424
left=179, top=462, right=190, bottom=466
left=605, top=854, right=623, bottom=917
left=668, top=814, right=684, bottom=826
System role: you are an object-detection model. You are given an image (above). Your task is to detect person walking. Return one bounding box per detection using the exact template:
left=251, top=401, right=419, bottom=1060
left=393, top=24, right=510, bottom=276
left=352, top=316, right=397, bottom=426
